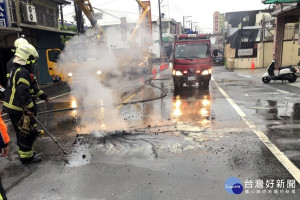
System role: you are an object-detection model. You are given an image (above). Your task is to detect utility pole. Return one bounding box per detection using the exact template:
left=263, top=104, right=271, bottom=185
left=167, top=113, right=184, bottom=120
left=183, top=16, right=191, bottom=33
left=60, top=5, right=64, bottom=26
left=74, top=3, right=84, bottom=34
left=261, top=16, right=265, bottom=67
left=158, top=0, right=163, bottom=58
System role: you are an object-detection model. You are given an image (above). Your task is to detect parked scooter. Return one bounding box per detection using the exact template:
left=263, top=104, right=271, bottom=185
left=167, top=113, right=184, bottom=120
left=262, top=60, right=298, bottom=83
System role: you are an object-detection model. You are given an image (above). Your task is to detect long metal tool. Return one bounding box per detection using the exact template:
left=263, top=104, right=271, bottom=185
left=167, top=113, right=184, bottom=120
left=32, top=115, right=68, bottom=155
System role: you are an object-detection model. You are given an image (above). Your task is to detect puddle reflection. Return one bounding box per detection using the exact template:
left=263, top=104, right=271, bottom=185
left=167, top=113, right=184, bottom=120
left=254, top=99, right=300, bottom=122
left=172, top=88, right=211, bottom=127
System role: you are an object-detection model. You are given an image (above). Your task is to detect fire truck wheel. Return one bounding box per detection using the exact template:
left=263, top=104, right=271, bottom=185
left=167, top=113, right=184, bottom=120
left=174, top=79, right=183, bottom=91
left=200, top=80, right=210, bottom=89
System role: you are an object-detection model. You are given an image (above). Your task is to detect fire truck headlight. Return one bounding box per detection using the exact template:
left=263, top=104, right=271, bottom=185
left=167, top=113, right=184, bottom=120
left=173, top=70, right=183, bottom=76
left=68, top=72, right=73, bottom=77
left=202, top=70, right=211, bottom=75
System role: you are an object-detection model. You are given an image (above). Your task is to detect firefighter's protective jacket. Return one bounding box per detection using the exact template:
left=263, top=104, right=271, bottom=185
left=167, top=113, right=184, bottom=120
left=30, top=76, right=48, bottom=101
left=7, top=56, right=48, bottom=101
left=6, top=56, right=14, bottom=80
left=2, top=64, right=35, bottom=114
left=0, top=113, right=9, bottom=148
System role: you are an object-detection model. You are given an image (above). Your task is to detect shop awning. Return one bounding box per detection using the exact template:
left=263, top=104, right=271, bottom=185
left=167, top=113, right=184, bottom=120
left=0, top=26, right=22, bottom=32
left=262, top=0, right=300, bottom=4
left=19, top=23, right=75, bottom=36
left=48, top=0, right=71, bottom=5
left=227, top=29, right=260, bottom=49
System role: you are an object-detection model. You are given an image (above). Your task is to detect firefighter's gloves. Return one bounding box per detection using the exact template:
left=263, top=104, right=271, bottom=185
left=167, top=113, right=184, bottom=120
left=45, top=97, right=52, bottom=103
left=26, top=111, right=34, bottom=117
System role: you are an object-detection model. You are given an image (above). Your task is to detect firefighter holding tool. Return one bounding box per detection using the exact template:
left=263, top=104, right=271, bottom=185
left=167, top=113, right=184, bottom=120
left=2, top=43, right=43, bottom=164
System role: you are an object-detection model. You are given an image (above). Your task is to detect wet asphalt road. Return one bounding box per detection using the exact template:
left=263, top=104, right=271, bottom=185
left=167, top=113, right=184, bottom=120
left=2, top=65, right=300, bottom=200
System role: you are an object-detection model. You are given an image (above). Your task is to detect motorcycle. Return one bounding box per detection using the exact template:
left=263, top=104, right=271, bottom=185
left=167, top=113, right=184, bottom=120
left=262, top=60, right=298, bottom=83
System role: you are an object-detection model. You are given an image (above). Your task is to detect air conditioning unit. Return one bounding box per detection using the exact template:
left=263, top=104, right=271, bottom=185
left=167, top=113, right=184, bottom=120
left=24, top=5, right=37, bottom=23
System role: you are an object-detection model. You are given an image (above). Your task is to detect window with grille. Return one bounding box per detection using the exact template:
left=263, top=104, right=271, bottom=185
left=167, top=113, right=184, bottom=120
left=34, top=4, right=58, bottom=28
left=8, top=0, right=58, bottom=28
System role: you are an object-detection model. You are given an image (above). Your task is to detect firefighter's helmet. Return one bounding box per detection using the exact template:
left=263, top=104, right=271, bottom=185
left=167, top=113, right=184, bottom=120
left=15, top=43, right=39, bottom=65
left=14, top=38, right=28, bottom=48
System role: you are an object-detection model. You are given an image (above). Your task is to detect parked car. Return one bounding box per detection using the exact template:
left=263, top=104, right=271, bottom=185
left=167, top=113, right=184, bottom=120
left=212, top=49, right=224, bottom=65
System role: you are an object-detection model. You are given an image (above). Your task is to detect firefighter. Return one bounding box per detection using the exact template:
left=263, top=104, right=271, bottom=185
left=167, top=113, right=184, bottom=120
left=2, top=43, right=42, bottom=164
left=7, top=37, right=50, bottom=105
left=0, top=89, right=10, bottom=200
left=6, top=37, right=29, bottom=87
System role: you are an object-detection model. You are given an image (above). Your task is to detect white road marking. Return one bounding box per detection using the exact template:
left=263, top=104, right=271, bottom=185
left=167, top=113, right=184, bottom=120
left=250, top=107, right=270, bottom=110
left=212, top=77, right=300, bottom=184
left=276, top=89, right=290, bottom=94
left=237, top=74, right=252, bottom=79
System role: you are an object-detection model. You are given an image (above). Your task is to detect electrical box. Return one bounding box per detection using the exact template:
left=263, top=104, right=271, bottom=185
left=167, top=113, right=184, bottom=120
left=24, top=5, right=37, bottom=23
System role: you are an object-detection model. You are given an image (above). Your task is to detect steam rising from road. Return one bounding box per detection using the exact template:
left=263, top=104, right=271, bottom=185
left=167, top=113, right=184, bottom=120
left=56, top=31, right=148, bottom=135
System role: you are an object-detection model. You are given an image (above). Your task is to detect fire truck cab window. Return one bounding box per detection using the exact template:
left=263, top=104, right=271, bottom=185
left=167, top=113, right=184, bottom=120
left=175, top=43, right=209, bottom=59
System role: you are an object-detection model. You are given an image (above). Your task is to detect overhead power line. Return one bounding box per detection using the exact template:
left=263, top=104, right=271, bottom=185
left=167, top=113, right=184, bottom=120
left=93, top=7, right=121, bottom=19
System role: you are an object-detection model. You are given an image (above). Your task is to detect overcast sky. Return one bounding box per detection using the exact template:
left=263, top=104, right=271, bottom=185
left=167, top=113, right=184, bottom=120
left=64, top=0, right=268, bottom=32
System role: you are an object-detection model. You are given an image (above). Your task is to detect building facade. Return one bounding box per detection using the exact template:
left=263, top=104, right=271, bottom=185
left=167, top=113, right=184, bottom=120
left=0, top=0, right=74, bottom=85
left=221, top=6, right=300, bottom=69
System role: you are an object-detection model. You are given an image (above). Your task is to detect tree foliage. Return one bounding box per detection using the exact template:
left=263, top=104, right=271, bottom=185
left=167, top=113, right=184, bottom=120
left=60, top=24, right=77, bottom=45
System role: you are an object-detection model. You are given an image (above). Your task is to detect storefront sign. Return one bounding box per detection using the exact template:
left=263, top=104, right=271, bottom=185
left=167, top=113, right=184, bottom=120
left=238, top=49, right=253, bottom=56
left=0, top=0, right=8, bottom=26
left=213, top=11, right=220, bottom=34
left=220, top=14, right=224, bottom=33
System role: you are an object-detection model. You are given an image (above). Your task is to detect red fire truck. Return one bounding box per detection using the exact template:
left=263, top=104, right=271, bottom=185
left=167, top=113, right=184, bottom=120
left=172, top=34, right=212, bottom=91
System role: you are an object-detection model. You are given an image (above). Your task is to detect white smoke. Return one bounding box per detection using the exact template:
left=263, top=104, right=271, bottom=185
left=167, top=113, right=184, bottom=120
left=56, top=23, right=155, bottom=136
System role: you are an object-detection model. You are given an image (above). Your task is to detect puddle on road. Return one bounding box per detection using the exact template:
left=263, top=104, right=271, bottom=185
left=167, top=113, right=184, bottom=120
left=37, top=85, right=232, bottom=168
left=251, top=99, right=300, bottom=121
left=250, top=99, right=300, bottom=168
left=171, top=89, right=211, bottom=127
